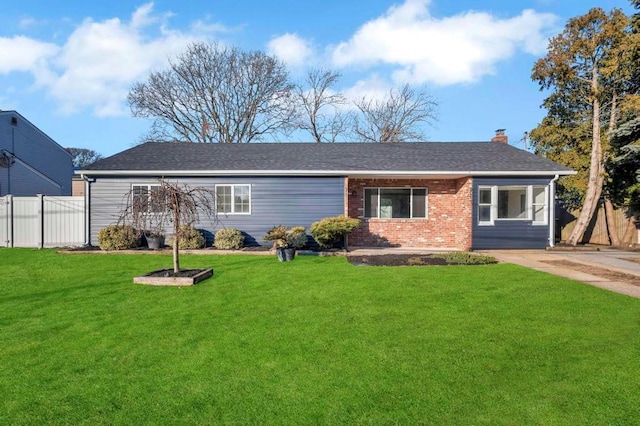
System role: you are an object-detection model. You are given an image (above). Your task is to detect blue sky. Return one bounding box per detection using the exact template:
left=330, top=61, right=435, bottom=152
left=0, top=0, right=634, bottom=157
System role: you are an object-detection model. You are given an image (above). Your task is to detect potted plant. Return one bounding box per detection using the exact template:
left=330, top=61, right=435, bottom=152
left=141, top=201, right=167, bottom=250
left=263, top=225, right=307, bottom=261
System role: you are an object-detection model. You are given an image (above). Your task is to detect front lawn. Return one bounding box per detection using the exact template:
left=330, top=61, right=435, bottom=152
left=1, top=249, right=639, bottom=424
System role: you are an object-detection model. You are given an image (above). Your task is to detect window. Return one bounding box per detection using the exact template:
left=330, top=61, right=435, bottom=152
left=478, top=188, right=492, bottom=223
left=132, top=184, right=163, bottom=213
left=497, top=187, right=527, bottom=219
left=364, top=188, right=427, bottom=219
left=532, top=186, right=547, bottom=224
left=215, top=184, right=251, bottom=214
left=478, top=184, right=548, bottom=226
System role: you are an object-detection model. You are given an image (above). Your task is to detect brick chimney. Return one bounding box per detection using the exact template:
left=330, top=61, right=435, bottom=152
left=491, top=128, right=508, bottom=144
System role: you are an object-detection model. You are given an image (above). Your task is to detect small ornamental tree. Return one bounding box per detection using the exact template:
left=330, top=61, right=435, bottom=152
left=119, top=179, right=217, bottom=274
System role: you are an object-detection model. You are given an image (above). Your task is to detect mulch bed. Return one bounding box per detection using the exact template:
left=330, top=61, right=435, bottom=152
left=143, top=269, right=206, bottom=278
left=542, top=260, right=640, bottom=286
left=348, top=254, right=475, bottom=267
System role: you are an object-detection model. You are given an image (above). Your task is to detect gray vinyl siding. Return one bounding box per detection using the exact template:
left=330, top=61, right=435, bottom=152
left=88, top=176, right=345, bottom=246
left=472, top=177, right=553, bottom=250
left=0, top=112, right=72, bottom=196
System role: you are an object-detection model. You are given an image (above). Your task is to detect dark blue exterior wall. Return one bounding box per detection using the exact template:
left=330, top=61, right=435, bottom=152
left=0, top=112, right=72, bottom=196
left=89, top=175, right=345, bottom=246
left=472, top=177, right=553, bottom=250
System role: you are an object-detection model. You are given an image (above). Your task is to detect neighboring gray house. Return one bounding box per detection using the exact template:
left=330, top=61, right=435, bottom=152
left=78, top=140, right=574, bottom=250
left=0, top=111, right=72, bottom=196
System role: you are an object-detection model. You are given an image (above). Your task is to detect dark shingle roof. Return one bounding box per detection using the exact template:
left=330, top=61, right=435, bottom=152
left=81, top=142, right=573, bottom=175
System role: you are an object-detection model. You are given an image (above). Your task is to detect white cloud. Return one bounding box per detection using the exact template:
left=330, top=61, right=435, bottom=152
left=1, top=3, right=212, bottom=117
left=331, top=0, right=557, bottom=86
left=267, top=33, right=312, bottom=68
left=343, top=75, right=393, bottom=104
left=0, top=36, right=59, bottom=74
left=40, top=3, right=203, bottom=116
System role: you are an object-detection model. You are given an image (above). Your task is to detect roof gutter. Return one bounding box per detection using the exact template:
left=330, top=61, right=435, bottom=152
left=76, top=169, right=577, bottom=177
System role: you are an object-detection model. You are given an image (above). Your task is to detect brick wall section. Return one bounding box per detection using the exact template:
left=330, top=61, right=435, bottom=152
left=347, top=177, right=473, bottom=250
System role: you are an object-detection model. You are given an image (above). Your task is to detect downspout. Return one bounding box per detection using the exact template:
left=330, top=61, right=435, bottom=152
left=81, top=174, right=94, bottom=246
left=549, top=174, right=560, bottom=248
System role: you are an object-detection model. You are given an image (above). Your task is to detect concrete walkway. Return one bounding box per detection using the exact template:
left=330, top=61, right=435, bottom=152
left=478, top=249, right=640, bottom=299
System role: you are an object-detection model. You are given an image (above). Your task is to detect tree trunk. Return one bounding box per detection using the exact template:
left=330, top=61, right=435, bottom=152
left=603, top=196, right=620, bottom=246
left=621, top=214, right=637, bottom=247
left=567, top=68, right=605, bottom=246
left=602, top=93, right=620, bottom=247
left=173, top=203, right=181, bottom=274
left=173, top=237, right=180, bottom=274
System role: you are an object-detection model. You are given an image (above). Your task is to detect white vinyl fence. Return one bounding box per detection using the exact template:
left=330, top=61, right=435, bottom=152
left=0, top=195, right=85, bottom=248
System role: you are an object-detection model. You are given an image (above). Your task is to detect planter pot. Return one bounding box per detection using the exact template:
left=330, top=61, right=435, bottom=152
left=276, top=247, right=287, bottom=262
left=284, top=248, right=296, bottom=261
left=145, top=234, right=165, bottom=250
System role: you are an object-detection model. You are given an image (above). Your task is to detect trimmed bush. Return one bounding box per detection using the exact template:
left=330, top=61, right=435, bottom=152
left=214, top=228, right=245, bottom=250
left=286, top=226, right=308, bottom=249
left=263, top=225, right=307, bottom=249
left=97, top=225, right=140, bottom=251
left=168, top=225, right=206, bottom=249
left=310, top=215, right=361, bottom=248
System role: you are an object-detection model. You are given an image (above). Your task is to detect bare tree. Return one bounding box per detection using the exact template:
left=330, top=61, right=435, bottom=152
left=128, top=42, right=295, bottom=143
left=119, top=179, right=217, bottom=274
left=66, top=148, right=103, bottom=168
left=353, top=84, right=437, bottom=142
left=294, top=69, right=349, bottom=142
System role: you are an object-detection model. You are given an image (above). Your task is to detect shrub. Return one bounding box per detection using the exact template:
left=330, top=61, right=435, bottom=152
left=286, top=226, right=308, bottom=249
left=310, top=215, right=361, bottom=248
left=97, top=225, right=140, bottom=251
left=168, top=225, right=205, bottom=249
left=264, top=225, right=307, bottom=249
left=214, top=228, right=245, bottom=250
left=431, top=252, right=497, bottom=265
left=263, top=225, right=288, bottom=248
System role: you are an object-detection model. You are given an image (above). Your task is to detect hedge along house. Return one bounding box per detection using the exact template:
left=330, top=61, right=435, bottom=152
left=78, top=137, right=574, bottom=250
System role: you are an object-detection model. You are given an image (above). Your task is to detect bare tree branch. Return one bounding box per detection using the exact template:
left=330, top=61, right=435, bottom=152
left=293, top=69, right=349, bottom=142
left=128, top=42, right=295, bottom=143
left=352, top=84, right=438, bottom=143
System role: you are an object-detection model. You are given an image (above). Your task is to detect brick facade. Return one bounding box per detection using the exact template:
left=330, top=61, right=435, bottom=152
left=346, top=177, right=473, bottom=250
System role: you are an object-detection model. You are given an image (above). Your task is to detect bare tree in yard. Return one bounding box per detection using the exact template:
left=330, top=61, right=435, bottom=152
left=119, top=180, right=217, bottom=274
left=128, top=42, right=295, bottom=143
left=353, top=84, right=437, bottom=143
left=531, top=7, right=631, bottom=246
left=66, top=148, right=103, bottom=168
left=294, top=69, right=349, bottom=142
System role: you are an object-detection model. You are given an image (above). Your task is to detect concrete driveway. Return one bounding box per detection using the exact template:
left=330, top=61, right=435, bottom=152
left=480, top=249, right=640, bottom=299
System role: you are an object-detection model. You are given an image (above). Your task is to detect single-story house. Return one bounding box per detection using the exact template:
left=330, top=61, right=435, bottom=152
left=78, top=137, right=574, bottom=250
left=0, top=111, right=73, bottom=196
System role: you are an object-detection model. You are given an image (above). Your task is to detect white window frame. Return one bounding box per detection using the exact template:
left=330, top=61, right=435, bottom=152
left=478, top=186, right=495, bottom=225
left=215, top=184, right=251, bottom=215
left=364, top=187, right=428, bottom=219
left=531, top=185, right=549, bottom=225
left=131, top=184, right=162, bottom=214
left=478, top=184, right=548, bottom=226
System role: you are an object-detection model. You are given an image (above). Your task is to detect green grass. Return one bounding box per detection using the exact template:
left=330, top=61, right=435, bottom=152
left=1, top=249, right=639, bottom=424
